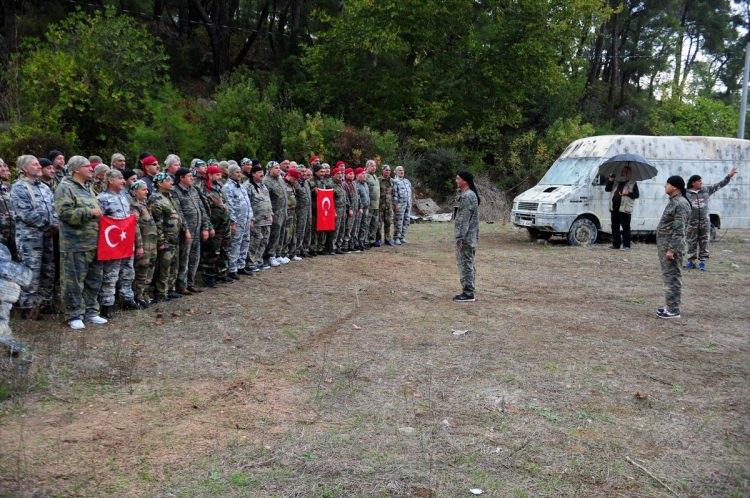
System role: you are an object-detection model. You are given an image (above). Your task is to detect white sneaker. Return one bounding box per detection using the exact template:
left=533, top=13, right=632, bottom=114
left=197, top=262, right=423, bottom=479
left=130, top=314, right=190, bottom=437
left=292, top=256, right=303, bottom=261
left=86, top=315, right=108, bottom=325
left=280, top=257, right=290, bottom=264
left=269, top=258, right=281, bottom=267
left=69, top=319, right=85, bottom=330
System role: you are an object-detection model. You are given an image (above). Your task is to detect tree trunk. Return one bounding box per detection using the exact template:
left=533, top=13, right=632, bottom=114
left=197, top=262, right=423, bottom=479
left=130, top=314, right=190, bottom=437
left=672, top=1, right=688, bottom=101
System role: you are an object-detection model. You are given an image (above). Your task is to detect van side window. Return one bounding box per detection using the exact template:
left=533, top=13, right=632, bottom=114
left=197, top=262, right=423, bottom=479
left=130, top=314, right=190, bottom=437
left=592, top=174, right=608, bottom=186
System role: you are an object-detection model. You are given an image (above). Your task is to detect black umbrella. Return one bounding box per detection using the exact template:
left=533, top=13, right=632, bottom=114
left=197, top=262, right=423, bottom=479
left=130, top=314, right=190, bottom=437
left=598, top=153, right=658, bottom=181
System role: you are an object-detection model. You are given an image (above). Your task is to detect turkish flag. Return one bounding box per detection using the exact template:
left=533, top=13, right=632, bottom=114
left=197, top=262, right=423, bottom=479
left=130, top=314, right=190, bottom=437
left=316, top=189, right=336, bottom=231
left=97, top=215, right=136, bottom=261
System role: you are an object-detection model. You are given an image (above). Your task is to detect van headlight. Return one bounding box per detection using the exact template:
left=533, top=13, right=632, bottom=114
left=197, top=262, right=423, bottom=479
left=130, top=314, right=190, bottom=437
left=513, top=202, right=518, bottom=211
left=539, top=203, right=556, bottom=213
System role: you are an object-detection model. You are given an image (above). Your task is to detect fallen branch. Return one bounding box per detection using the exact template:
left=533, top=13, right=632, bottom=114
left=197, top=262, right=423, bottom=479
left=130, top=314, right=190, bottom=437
left=640, top=371, right=672, bottom=386
left=625, top=456, right=679, bottom=496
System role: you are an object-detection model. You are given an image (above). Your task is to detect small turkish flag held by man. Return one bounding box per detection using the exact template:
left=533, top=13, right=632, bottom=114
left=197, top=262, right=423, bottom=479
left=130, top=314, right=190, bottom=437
left=97, top=215, right=136, bottom=261
left=316, top=189, right=336, bottom=231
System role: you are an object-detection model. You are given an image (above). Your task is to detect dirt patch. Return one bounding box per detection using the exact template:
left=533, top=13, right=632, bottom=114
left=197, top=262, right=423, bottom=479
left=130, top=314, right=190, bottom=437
left=1, top=223, right=748, bottom=496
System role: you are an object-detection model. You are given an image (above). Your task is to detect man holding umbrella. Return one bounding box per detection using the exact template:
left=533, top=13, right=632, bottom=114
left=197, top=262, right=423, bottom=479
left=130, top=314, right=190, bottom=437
left=599, top=154, right=656, bottom=250
left=605, top=165, right=639, bottom=250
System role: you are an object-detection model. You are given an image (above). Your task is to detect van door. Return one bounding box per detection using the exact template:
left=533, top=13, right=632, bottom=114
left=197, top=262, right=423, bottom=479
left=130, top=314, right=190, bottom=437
left=588, top=165, right=611, bottom=233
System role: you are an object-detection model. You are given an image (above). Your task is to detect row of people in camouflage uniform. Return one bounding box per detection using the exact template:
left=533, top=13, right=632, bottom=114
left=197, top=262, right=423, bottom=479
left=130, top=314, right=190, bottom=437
left=0, top=151, right=414, bottom=330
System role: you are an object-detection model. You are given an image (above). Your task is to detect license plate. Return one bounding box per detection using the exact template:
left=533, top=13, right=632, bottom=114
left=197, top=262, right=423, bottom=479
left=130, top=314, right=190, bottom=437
left=517, top=219, right=533, bottom=227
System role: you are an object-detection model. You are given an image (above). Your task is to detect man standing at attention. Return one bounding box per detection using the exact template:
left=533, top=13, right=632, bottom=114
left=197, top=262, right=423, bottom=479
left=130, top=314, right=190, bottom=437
left=453, top=171, right=480, bottom=303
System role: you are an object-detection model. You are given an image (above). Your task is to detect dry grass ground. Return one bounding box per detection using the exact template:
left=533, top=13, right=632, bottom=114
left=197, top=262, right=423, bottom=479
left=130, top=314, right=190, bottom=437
left=0, top=222, right=748, bottom=497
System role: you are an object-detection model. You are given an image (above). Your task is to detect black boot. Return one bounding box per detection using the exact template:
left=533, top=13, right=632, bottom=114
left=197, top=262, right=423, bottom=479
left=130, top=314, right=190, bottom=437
left=122, top=299, right=142, bottom=310
left=100, top=305, right=114, bottom=318
left=205, top=275, right=217, bottom=288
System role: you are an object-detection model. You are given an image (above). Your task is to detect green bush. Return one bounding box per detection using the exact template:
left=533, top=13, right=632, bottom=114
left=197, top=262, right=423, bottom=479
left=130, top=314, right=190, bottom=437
left=0, top=124, right=78, bottom=173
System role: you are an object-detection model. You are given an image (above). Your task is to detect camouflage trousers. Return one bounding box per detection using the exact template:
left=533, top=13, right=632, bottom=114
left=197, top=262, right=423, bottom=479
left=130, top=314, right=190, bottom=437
left=377, top=202, right=393, bottom=242
left=99, top=256, right=134, bottom=306
left=356, top=208, right=369, bottom=247
left=658, top=249, right=683, bottom=312
left=201, top=229, right=230, bottom=278
left=455, top=241, right=476, bottom=294
left=687, top=218, right=710, bottom=261
left=60, top=249, right=103, bottom=320
left=133, top=246, right=156, bottom=302
left=343, top=210, right=357, bottom=249
left=154, top=245, right=178, bottom=299
left=366, top=208, right=380, bottom=244
left=247, top=224, right=271, bottom=268
left=264, top=212, right=286, bottom=260
left=333, top=208, right=347, bottom=250
left=177, top=227, right=201, bottom=290
left=280, top=210, right=296, bottom=258
left=294, top=207, right=310, bottom=256
left=394, top=202, right=411, bottom=241
left=15, top=229, right=55, bottom=309
left=229, top=218, right=251, bottom=273
left=313, top=224, right=334, bottom=253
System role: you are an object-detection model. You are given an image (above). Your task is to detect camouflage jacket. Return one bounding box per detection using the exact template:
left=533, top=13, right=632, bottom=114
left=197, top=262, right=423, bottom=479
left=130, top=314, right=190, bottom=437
left=685, top=174, right=732, bottom=221
left=366, top=173, right=380, bottom=209
left=246, top=181, right=273, bottom=226
left=192, top=175, right=213, bottom=214
left=355, top=181, right=370, bottom=209
left=393, top=177, right=413, bottom=205
left=98, top=190, right=132, bottom=218
left=148, top=190, right=184, bottom=247
left=345, top=180, right=359, bottom=211
left=263, top=175, right=288, bottom=214
left=332, top=180, right=349, bottom=211
left=454, top=189, right=479, bottom=247
left=294, top=179, right=312, bottom=210
left=92, top=178, right=108, bottom=196
left=379, top=177, right=393, bottom=207
left=41, top=176, right=59, bottom=194
left=284, top=179, right=297, bottom=213
left=656, top=194, right=691, bottom=254
left=205, top=183, right=232, bottom=233
left=54, top=177, right=102, bottom=252
left=0, top=181, right=16, bottom=247
left=11, top=178, right=58, bottom=232
left=130, top=196, right=157, bottom=252
left=224, top=178, right=253, bottom=225
left=173, top=184, right=211, bottom=232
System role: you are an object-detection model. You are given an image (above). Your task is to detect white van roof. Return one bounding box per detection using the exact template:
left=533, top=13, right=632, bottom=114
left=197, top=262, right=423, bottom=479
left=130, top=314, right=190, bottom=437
left=559, top=135, right=750, bottom=162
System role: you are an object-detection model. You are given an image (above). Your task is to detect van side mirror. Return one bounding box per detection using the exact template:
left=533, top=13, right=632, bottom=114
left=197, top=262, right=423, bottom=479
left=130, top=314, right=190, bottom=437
left=592, top=175, right=607, bottom=186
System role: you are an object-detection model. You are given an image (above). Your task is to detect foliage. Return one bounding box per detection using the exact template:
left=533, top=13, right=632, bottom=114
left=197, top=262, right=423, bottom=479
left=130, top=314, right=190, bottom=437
left=12, top=8, right=168, bottom=153
left=0, top=124, right=78, bottom=172
left=646, top=97, right=740, bottom=137
left=281, top=111, right=343, bottom=164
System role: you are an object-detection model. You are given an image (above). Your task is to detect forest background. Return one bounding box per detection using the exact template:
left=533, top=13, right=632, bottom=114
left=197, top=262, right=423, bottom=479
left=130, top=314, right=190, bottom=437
left=0, top=0, right=747, bottom=199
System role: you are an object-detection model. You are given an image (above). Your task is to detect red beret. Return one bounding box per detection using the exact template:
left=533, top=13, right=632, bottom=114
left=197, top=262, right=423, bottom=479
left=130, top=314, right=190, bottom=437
left=206, top=165, right=222, bottom=175
left=142, top=155, right=158, bottom=166
left=286, top=168, right=301, bottom=180
left=345, top=168, right=354, bottom=175
left=332, top=167, right=344, bottom=176
left=335, top=160, right=346, bottom=169
left=310, top=154, right=320, bottom=164
left=354, top=167, right=365, bottom=175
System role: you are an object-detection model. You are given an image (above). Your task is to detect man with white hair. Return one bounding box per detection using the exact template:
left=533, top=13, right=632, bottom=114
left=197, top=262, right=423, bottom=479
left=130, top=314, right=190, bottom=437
left=111, top=153, right=127, bottom=171
left=9, top=155, right=59, bottom=317
left=165, top=154, right=182, bottom=180
left=364, top=159, right=380, bottom=247
left=54, top=156, right=107, bottom=329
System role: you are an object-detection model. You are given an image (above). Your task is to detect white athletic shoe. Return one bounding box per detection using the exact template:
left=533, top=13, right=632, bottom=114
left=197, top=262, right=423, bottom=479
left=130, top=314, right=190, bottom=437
left=86, top=315, right=108, bottom=325
left=280, top=257, right=290, bottom=264
left=69, top=319, right=85, bottom=330
left=292, top=256, right=303, bottom=261
left=269, top=258, right=281, bottom=267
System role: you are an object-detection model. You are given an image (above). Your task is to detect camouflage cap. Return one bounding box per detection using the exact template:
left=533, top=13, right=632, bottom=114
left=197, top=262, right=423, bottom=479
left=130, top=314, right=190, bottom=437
left=129, top=179, right=147, bottom=193
left=153, top=172, right=171, bottom=184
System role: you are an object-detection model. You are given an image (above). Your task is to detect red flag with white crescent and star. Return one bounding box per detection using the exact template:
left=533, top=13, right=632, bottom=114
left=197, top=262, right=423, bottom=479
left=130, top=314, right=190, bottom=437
left=316, top=189, right=336, bottom=231
left=97, top=215, right=136, bottom=261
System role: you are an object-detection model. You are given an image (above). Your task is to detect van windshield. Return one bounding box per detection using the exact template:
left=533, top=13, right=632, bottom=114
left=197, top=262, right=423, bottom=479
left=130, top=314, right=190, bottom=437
left=538, top=158, right=599, bottom=186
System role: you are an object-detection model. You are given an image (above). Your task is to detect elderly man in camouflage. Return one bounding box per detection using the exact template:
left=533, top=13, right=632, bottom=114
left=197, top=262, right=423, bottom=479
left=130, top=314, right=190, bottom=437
left=280, top=168, right=301, bottom=261
left=293, top=166, right=312, bottom=258
left=376, top=164, right=395, bottom=246
left=331, top=164, right=350, bottom=254
left=354, top=167, right=370, bottom=251
left=0, top=159, right=16, bottom=260
left=453, top=171, right=480, bottom=303
left=173, top=167, right=212, bottom=294
left=656, top=176, right=692, bottom=319
left=9, top=155, right=59, bottom=318
left=97, top=169, right=141, bottom=316
left=129, top=180, right=157, bottom=307
left=342, top=167, right=359, bottom=252
left=224, top=164, right=253, bottom=279
left=684, top=167, right=738, bottom=272
left=363, top=159, right=381, bottom=247
left=245, top=163, right=273, bottom=272
left=392, top=165, right=413, bottom=245
left=199, top=165, right=233, bottom=287
left=149, top=172, right=185, bottom=302
left=263, top=161, right=288, bottom=266
left=54, top=156, right=107, bottom=330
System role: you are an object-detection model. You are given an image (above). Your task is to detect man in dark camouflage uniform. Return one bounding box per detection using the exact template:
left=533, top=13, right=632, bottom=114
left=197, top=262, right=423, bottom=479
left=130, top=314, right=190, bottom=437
left=149, top=172, right=185, bottom=302
left=293, top=167, right=312, bottom=258
left=173, top=167, right=212, bottom=294
left=280, top=168, right=300, bottom=261
left=129, top=180, right=157, bottom=307
left=48, top=150, right=66, bottom=187
left=54, top=156, right=107, bottom=329
left=331, top=164, right=349, bottom=253
left=199, top=165, right=233, bottom=286
left=656, top=176, right=692, bottom=319
left=0, top=159, right=16, bottom=260
left=263, top=161, right=288, bottom=266
left=343, top=167, right=359, bottom=251
left=377, top=164, right=395, bottom=246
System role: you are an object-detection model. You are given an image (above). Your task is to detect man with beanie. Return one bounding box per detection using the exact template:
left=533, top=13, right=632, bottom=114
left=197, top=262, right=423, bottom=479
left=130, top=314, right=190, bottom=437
left=0, top=158, right=16, bottom=260
left=224, top=164, right=253, bottom=278
left=48, top=150, right=66, bottom=186
left=148, top=172, right=184, bottom=302
left=263, top=161, right=288, bottom=266
left=39, top=158, right=57, bottom=192
left=453, top=171, right=480, bottom=302
left=97, top=169, right=140, bottom=315
left=656, top=176, right=691, bottom=319
left=10, top=155, right=58, bottom=317
left=173, top=167, right=212, bottom=294
left=364, top=159, right=380, bottom=247
left=245, top=163, right=273, bottom=271
left=54, top=156, right=107, bottom=329
left=377, top=164, right=395, bottom=246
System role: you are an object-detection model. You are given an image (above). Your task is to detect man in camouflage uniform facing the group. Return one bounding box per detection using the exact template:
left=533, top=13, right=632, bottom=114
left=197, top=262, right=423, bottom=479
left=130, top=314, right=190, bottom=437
left=10, top=155, right=59, bottom=316
left=0, top=159, right=16, bottom=259
left=54, top=156, right=107, bottom=329
left=149, top=172, right=184, bottom=302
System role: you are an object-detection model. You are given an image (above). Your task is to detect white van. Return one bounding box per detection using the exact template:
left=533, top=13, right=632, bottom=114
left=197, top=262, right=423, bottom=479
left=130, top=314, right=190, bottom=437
left=511, top=135, right=749, bottom=245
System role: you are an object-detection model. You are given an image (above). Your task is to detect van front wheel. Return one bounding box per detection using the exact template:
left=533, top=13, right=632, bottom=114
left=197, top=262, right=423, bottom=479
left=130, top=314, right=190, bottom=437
left=567, top=218, right=598, bottom=246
